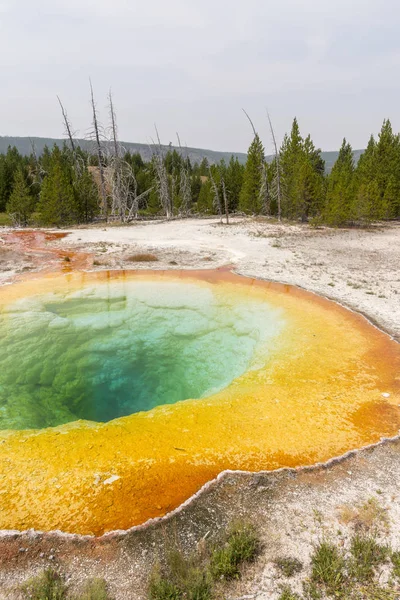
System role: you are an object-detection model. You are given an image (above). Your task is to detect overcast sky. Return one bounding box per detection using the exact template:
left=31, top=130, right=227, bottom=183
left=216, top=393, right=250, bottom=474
left=0, top=0, right=400, bottom=153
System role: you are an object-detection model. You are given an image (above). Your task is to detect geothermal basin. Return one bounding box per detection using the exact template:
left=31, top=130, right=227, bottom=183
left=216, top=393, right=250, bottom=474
left=0, top=269, right=399, bottom=536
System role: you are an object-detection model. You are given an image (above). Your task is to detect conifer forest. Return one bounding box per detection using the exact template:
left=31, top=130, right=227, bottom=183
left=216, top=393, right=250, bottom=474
left=1, top=92, right=400, bottom=228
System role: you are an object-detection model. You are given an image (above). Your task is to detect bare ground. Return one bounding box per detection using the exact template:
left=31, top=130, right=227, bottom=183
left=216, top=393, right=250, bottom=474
left=0, top=217, right=399, bottom=599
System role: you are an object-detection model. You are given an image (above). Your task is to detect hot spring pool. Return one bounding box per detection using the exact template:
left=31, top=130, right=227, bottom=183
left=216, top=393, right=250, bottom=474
left=0, top=278, right=283, bottom=429
left=0, top=269, right=399, bottom=535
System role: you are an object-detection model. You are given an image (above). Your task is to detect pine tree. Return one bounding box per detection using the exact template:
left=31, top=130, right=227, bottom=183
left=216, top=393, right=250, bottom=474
left=38, top=147, right=77, bottom=225
left=74, top=168, right=100, bottom=223
left=325, top=139, right=355, bottom=225
left=280, top=119, right=325, bottom=220
left=374, top=119, right=400, bottom=218
left=197, top=179, right=213, bottom=213
left=0, top=146, right=24, bottom=211
left=224, top=156, right=244, bottom=211
left=238, top=134, right=265, bottom=213
left=6, top=166, right=35, bottom=226
left=355, top=121, right=400, bottom=220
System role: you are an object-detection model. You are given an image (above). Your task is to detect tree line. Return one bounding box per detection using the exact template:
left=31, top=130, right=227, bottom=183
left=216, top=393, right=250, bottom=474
left=1, top=96, right=400, bottom=226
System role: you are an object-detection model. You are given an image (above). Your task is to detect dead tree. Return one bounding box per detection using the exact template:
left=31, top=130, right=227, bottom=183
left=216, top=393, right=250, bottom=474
left=57, top=96, right=76, bottom=154
left=176, top=133, right=191, bottom=216
left=152, top=126, right=172, bottom=219
left=267, top=111, right=282, bottom=221
left=209, top=166, right=222, bottom=223
left=105, top=91, right=151, bottom=221
left=28, top=138, right=46, bottom=187
left=56, top=96, right=85, bottom=178
left=89, top=79, right=108, bottom=220
left=106, top=89, right=125, bottom=220
left=221, top=178, right=229, bottom=224
left=108, top=89, right=120, bottom=160
left=242, top=109, right=270, bottom=214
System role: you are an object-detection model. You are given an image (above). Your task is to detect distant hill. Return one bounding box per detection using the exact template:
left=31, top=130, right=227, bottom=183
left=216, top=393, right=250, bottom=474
left=0, top=136, right=364, bottom=173
left=0, top=136, right=247, bottom=167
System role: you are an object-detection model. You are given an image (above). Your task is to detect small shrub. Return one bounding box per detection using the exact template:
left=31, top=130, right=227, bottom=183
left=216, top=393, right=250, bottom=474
left=127, top=253, right=158, bottom=262
left=278, top=584, right=301, bottom=600
left=210, top=522, right=259, bottom=580
left=22, top=568, right=67, bottom=600
left=391, top=551, right=400, bottom=579
left=147, top=522, right=259, bottom=599
left=77, top=578, right=111, bottom=600
left=349, top=533, right=389, bottom=581
left=310, top=541, right=346, bottom=593
left=148, top=575, right=181, bottom=600
left=302, top=581, right=322, bottom=600
left=63, top=256, right=71, bottom=262
left=275, top=557, right=303, bottom=578
left=149, top=550, right=211, bottom=600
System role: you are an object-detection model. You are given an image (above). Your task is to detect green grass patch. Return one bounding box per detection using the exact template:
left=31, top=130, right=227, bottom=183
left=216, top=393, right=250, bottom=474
left=348, top=533, right=389, bottom=581
left=391, top=550, right=400, bottom=579
left=310, top=541, right=346, bottom=594
left=76, top=578, right=112, bottom=600
left=149, top=551, right=211, bottom=600
left=278, top=584, right=302, bottom=600
left=22, top=568, right=67, bottom=600
left=148, top=521, right=260, bottom=600
left=210, top=522, right=260, bottom=580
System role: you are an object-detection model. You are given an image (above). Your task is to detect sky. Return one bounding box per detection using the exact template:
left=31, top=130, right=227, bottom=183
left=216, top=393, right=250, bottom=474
left=1, top=0, right=400, bottom=153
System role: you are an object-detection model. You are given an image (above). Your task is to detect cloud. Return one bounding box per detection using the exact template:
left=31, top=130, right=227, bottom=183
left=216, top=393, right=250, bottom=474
left=0, top=0, right=400, bottom=151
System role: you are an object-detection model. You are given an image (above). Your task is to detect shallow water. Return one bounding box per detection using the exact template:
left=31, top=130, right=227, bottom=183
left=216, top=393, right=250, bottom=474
left=0, top=279, right=283, bottom=429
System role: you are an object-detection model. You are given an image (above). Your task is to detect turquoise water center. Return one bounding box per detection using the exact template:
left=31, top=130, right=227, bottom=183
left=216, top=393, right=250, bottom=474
left=0, top=277, right=284, bottom=430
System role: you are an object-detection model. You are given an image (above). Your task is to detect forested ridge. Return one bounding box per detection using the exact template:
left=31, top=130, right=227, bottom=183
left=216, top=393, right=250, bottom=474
left=1, top=111, right=399, bottom=227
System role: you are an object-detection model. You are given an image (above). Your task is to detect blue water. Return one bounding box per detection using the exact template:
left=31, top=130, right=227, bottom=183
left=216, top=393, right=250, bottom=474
left=0, top=279, right=284, bottom=430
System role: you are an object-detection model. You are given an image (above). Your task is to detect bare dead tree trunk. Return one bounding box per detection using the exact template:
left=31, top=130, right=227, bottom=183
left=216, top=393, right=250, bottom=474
left=56, top=96, right=86, bottom=181
left=209, top=167, right=222, bottom=223
left=28, top=138, right=45, bottom=186
left=222, top=178, right=229, bottom=224
left=242, top=108, right=257, bottom=138
left=57, top=96, right=76, bottom=153
left=89, top=79, right=108, bottom=221
left=107, top=89, right=125, bottom=220
left=153, top=126, right=172, bottom=219
left=267, top=111, right=282, bottom=221
left=108, top=89, right=120, bottom=160
left=176, top=133, right=191, bottom=216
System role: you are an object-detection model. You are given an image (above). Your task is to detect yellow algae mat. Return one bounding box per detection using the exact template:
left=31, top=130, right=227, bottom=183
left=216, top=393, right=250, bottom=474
left=0, top=269, right=399, bottom=536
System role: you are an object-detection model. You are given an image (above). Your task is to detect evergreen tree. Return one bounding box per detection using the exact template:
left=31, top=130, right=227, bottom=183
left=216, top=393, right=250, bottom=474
left=374, top=119, right=400, bottom=218
left=74, top=168, right=100, bottom=223
left=6, top=166, right=35, bottom=226
left=238, top=134, right=265, bottom=213
left=325, top=139, right=355, bottom=225
left=191, top=173, right=202, bottom=205
left=198, top=158, right=209, bottom=176
left=355, top=121, right=400, bottom=220
left=197, top=179, right=213, bottom=213
left=38, top=146, right=77, bottom=225
left=279, top=119, right=325, bottom=220
left=0, top=146, right=24, bottom=211
left=225, top=156, right=244, bottom=212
